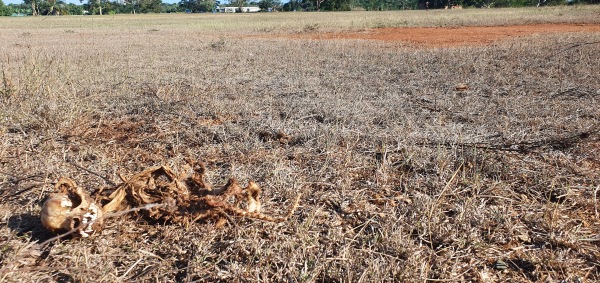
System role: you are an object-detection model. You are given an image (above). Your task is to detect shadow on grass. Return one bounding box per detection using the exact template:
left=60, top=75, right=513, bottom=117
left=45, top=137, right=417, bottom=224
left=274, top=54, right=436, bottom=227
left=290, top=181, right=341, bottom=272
left=54, top=272, right=78, bottom=283
left=7, top=213, right=55, bottom=243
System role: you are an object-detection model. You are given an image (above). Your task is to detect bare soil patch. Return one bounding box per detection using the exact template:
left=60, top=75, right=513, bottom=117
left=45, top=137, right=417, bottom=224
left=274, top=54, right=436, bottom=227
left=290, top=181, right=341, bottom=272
left=292, top=23, right=600, bottom=47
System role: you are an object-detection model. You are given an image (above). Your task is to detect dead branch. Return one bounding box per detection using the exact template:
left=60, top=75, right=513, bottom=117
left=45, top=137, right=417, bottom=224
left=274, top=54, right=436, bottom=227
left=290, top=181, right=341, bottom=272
left=416, top=125, right=600, bottom=154
left=66, top=158, right=117, bottom=186
left=551, top=41, right=600, bottom=57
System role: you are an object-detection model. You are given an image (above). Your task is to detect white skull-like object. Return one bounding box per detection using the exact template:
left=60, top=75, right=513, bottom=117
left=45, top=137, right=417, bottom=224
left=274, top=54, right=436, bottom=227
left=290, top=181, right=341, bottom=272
left=41, top=178, right=104, bottom=237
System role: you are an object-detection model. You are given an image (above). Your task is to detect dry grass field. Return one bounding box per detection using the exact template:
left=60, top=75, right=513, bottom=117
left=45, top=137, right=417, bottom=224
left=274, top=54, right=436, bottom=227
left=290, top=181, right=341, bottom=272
left=1, top=6, right=600, bottom=282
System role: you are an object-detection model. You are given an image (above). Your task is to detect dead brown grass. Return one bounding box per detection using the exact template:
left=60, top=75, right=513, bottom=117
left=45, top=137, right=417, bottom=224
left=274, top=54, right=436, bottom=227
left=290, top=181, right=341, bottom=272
left=1, top=8, right=600, bottom=282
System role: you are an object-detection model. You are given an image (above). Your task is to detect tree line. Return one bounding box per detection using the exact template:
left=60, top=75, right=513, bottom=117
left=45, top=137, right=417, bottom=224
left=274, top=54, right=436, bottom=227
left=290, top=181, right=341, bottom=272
left=281, top=0, right=598, bottom=10
left=1, top=0, right=177, bottom=15
left=0, top=0, right=598, bottom=16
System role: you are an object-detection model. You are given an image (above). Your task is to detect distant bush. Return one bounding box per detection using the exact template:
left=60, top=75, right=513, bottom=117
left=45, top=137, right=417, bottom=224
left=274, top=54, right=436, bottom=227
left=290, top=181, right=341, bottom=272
left=0, top=0, right=10, bottom=16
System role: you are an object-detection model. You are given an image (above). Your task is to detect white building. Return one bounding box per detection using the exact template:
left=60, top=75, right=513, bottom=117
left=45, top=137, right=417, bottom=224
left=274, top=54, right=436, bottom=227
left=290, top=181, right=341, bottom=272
left=219, top=6, right=261, bottom=13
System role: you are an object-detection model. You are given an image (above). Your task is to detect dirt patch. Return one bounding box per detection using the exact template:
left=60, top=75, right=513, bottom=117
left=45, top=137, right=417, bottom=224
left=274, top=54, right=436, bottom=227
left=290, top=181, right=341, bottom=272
left=288, top=23, right=600, bottom=47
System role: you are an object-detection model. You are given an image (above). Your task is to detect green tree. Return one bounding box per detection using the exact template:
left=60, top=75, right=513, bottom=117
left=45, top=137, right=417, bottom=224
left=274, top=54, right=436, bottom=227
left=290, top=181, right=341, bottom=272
left=86, top=0, right=111, bottom=15
left=0, top=0, right=10, bottom=16
left=138, top=0, right=162, bottom=12
left=116, top=0, right=136, bottom=14
left=5, top=3, right=31, bottom=15
left=258, top=0, right=280, bottom=10
left=179, top=0, right=215, bottom=12
left=23, top=0, right=39, bottom=15
left=160, top=2, right=179, bottom=12
left=282, top=0, right=301, bottom=10
left=231, top=0, right=246, bottom=11
left=20, top=0, right=68, bottom=16
left=37, top=0, right=71, bottom=15
left=321, top=0, right=352, bottom=10
left=64, top=3, right=83, bottom=14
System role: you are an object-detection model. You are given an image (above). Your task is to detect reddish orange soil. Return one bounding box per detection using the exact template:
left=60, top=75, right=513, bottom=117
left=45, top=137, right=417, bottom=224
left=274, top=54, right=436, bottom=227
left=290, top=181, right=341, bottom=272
left=289, top=23, right=600, bottom=47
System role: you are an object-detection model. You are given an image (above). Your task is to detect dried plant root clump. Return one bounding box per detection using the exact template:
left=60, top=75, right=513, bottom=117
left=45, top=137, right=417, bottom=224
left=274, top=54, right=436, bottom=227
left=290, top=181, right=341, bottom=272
left=41, top=160, right=301, bottom=236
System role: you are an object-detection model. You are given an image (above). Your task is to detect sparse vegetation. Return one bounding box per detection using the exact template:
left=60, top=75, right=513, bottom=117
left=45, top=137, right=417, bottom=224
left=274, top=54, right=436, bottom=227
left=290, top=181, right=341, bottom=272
left=1, top=7, right=600, bottom=282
